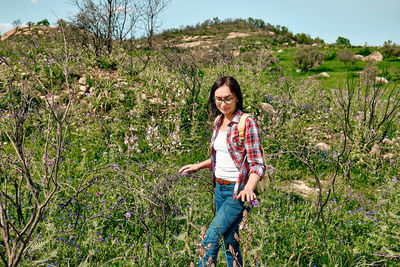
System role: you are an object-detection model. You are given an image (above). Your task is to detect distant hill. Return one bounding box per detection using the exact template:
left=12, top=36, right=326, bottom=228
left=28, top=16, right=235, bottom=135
left=0, top=26, right=57, bottom=41
left=158, top=18, right=324, bottom=48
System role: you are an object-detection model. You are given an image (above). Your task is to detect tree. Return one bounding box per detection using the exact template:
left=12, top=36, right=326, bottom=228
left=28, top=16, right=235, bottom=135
left=381, top=40, right=400, bottom=59
left=26, top=21, right=35, bottom=30
left=11, top=19, right=22, bottom=29
left=36, top=19, right=50, bottom=27
left=337, top=48, right=355, bottom=68
left=71, top=0, right=140, bottom=55
left=336, top=36, right=351, bottom=46
left=139, top=0, right=170, bottom=70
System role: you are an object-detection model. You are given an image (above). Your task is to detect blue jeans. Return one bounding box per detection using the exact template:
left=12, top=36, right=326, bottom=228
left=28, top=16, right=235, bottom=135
left=199, top=183, right=246, bottom=267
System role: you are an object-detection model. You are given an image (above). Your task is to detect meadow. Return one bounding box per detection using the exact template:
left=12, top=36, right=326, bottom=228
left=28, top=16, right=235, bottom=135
left=0, top=22, right=399, bottom=266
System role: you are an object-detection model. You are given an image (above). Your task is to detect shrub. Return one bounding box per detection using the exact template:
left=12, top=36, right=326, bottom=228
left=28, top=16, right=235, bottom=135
left=324, top=50, right=337, bottom=60
left=381, top=40, right=400, bottom=59
left=337, top=48, right=355, bottom=67
left=360, top=61, right=380, bottom=86
left=36, top=19, right=50, bottom=27
left=336, top=36, right=351, bottom=46
left=358, top=46, right=371, bottom=56
left=293, top=46, right=325, bottom=71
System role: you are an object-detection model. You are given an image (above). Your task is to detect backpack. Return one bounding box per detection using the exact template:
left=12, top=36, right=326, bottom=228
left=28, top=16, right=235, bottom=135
left=238, top=113, right=270, bottom=194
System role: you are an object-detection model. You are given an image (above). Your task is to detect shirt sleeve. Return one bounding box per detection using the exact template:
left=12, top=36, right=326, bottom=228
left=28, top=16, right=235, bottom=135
left=244, top=117, right=266, bottom=179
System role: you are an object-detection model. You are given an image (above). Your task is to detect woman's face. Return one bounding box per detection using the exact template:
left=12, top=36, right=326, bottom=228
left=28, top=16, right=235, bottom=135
left=214, top=85, right=238, bottom=118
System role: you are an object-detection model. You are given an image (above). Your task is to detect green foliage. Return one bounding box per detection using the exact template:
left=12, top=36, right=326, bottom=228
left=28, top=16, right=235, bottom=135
left=336, top=36, right=351, bottom=46
left=293, top=46, right=325, bottom=71
left=337, top=48, right=355, bottom=67
left=381, top=40, right=400, bottom=59
left=358, top=45, right=372, bottom=56
left=36, top=19, right=50, bottom=27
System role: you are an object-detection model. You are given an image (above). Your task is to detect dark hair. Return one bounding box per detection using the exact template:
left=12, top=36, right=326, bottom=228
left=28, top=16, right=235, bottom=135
left=207, top=76, right=244, bottom=118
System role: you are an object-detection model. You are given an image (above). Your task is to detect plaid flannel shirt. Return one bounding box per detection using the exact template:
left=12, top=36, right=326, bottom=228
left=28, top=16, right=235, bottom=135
left=210, top=109, right=266, bottom=199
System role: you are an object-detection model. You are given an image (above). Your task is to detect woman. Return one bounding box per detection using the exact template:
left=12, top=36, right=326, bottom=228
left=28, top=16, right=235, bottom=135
left=179, top=76, right=265, bottom=266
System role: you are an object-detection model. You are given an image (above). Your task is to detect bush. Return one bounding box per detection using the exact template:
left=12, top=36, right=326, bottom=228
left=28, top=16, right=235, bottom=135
left=358, top=46, right=371, bottom=56
left=360, top=61, right=380, bottom=86
left=293, top=46, right=325, bottom=71
left=381, top=40, right=400, bottom=59
left=324, top=50, right=337, bottom=60
left=337, top=49, right=355, bottom=67
left=36, top=19, right=50, bottom=27
left=336, top=36, right=351, bottom=46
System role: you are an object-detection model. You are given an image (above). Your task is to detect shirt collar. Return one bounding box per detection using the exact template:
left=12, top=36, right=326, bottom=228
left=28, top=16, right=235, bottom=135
left=231, top=109, right=244, bottom=124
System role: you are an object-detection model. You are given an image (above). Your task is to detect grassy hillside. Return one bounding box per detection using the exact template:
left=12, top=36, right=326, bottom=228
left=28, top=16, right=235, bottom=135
left=0, top=19, right=399, bottom=266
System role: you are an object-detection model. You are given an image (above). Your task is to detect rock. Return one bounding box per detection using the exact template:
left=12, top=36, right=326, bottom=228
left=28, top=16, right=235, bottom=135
left=315, top=142, right=331, bottom=152
left=291, top=40, right=296, bottom=44
left=312, top=43, right=318, bottom=47
left=317, top=72, right=330, bottom=78
left=375, top=77, right=388, bottom=84
left=79, top=85, right=88, bottom=92
left=268, top=31, right=275, bottom=35
left=353, top=55, right=364, bottom=60
left=260, top=102, right=276, bottom=117
left=226, top=32, right=250, bottom=39
left=283, top=42, right=288, bottom=46
left=78, top=75, right=86, bottom=85
left=277, top=49, right=283, bottom=53
left=362, top=51, right=383, bottom=62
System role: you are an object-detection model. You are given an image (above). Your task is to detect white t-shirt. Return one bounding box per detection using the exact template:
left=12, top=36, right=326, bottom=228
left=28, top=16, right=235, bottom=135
left=213, top=130, right=239, bottom=182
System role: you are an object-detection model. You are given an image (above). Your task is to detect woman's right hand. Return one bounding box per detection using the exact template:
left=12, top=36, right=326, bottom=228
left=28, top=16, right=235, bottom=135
left=178, top=164, right=199, bottom=174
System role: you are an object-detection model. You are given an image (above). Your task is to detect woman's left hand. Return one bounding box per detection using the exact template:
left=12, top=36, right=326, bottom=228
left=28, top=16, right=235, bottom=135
left=236, top=188, right=256, bottom=202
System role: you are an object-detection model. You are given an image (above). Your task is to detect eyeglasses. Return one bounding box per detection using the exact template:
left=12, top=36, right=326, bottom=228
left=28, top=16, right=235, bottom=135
left=215, top=97, right=235, bottom=105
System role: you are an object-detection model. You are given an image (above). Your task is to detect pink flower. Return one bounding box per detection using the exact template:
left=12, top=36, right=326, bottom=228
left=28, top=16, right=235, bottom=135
left=96, top=192, right=100, bottom=197
left=125, top=212, right=131, bottom=219
left=81, top=148, right=86, bottom=152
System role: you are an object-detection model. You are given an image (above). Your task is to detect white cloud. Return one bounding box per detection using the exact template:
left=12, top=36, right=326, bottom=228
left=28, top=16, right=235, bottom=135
left=31, top=0, right=38, bottom=3
left=0, top=23, right=13, bottom=35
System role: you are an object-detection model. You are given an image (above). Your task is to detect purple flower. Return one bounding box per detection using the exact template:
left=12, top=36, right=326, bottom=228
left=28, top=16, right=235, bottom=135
left=250, top=199, right=259, bottom=207
left=125, top=212, right=131, bottom=219
left=113, top=164, right=119, bottom=169
left=393, top=177, right=398, bottom=184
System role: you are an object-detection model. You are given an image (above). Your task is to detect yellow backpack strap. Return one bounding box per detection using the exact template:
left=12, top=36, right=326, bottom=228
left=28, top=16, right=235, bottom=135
left=238, top=113, right=251, bottom=141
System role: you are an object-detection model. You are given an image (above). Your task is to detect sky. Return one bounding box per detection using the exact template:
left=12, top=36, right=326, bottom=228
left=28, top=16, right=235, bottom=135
left=0, top=0, right=399, bottom=46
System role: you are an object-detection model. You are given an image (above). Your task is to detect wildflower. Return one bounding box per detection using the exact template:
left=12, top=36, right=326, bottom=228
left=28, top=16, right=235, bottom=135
left=125, top=212, right=131, bottom=219
left=393, top=177, right=398, bottom=184
left=113, top=164, right=119, bottom=169
left=81, top=148, right=86, bottom=152
left=250, top=199, right=259, bottom=207
left=96, top=192, right=100, bottom=197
